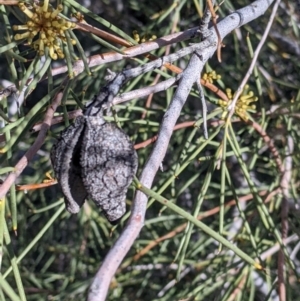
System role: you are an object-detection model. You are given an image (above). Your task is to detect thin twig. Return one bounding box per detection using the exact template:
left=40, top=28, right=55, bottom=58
left=248, top=120, right=284, bottom=174
left=0, top=92, right=63, bottom=200
left=278, top=136, right=294, bottom=301
left=196, top=80, right=208, bottom=139
left=0, top=0, right=18, bottom=4
left=227, top=0, right=281, bottom=117
left=49, top=27, right=200, bottom=77
left=206, top=0, right=223, bottom=62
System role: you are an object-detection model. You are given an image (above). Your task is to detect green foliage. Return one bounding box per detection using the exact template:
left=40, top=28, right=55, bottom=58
left=0, top=1, right=300, bottom=300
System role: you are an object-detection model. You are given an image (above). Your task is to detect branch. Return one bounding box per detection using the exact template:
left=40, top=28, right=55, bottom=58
left=87, top=1, right=275, bottom=300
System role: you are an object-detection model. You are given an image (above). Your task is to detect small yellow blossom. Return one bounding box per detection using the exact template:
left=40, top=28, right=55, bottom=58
left=72, top=12, right=85, bottom=23
left=132, top=30, right=157, bottom=43
left=202, top=71, right=221, bottom=84
left=13, top=1, right=76, bottom=60
left=218, top=85, right=258, bottom=121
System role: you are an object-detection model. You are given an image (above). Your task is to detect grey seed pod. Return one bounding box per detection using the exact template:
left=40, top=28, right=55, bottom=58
left=50, top=116, right=88, bottom=213
left=80, top=116, right=138, bottom=222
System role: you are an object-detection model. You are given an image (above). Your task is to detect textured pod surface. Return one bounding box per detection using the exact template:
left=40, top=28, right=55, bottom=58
left=50, top=116, right=88, bottom=213
left=80, top=116, right=138, bottom=222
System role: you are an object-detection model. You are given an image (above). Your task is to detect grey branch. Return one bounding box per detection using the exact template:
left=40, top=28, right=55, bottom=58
left=87, top=1, right=275, bottom=300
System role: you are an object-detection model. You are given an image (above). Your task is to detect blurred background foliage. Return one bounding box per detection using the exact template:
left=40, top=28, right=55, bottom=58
left=0, top=0, right=300, bottom=300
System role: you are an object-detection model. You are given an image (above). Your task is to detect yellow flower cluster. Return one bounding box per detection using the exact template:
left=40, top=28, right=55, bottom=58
left=218, top=85, right=258, bottom=121
left=13, top=1, right=76, bottom=60
left=202, top=71, right=221, bottom=84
